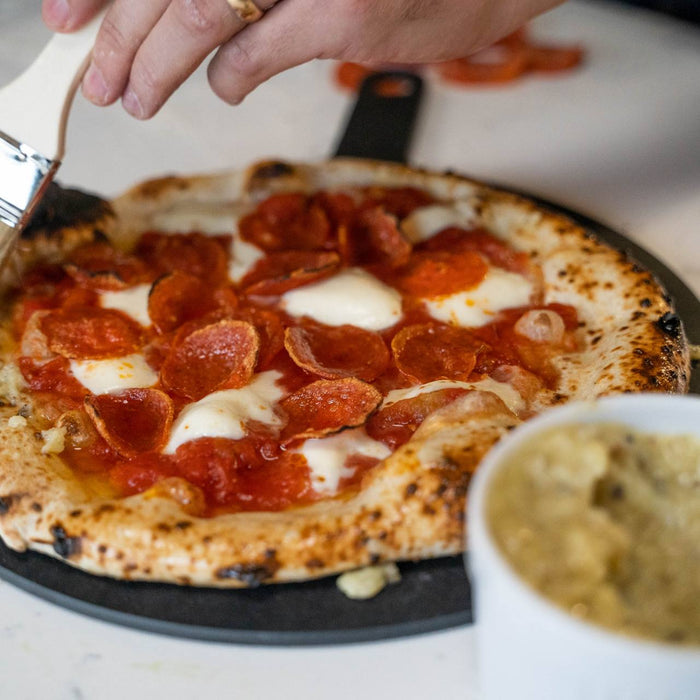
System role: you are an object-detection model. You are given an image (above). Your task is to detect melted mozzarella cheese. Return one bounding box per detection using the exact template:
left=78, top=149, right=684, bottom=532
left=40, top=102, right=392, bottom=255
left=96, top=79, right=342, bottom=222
left=281, top=268, right=402, bottom=331
left=164, top=371, right=283, bottom=454
left=228, top=233, right=265, bottom=283
left=70, top=354, right=158, bottom=394
left=298, top=428, right=391, bottom=495
left=382, top=377, right=524, bottom=416
left=425, top=268, right=533, bottom=327
left=400, top=202, right=478, bottom=243
left=99, top=284, right=152, bottom=327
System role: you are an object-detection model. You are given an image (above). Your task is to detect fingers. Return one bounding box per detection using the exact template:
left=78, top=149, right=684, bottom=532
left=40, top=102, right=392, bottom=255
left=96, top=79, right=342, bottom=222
left=208, top=0, right=333, bottom=105
left=83, top=0, right=170, bottom=107
left=42, top=0, right=107, bottom=32
left=122, top=0, right=244, bottom=118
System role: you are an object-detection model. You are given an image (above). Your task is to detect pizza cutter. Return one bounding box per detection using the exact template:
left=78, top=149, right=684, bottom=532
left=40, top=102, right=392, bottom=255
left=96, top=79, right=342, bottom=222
left=0, top=6, right=107, bottom=269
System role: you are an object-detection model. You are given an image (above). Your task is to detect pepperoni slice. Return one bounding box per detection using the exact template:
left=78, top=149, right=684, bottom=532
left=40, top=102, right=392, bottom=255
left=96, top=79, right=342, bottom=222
left=135, top=232, right=230, bottom=285
left=397, top=249, right=488, bottom=298
left=437, top=50, right=528, bottom=85
left=242, top=251, right=340, bottom=296
left=366, top=388, right=470, bottom=449
left=334, top=62, right=374, bottom=91
left=527, top=44, right=584, bottom=73
left=284, top=323, right=390, bottom=382
left=41, top=306, right=143, bottom=359
left=417, top=227, right=532, bottom=276
left=232, top=306, right=285, bottom=370
left=65, top=242, right=151, bottom=290
left=239, top=193, right=331, bottom=251
left=160, top=320, right=259, bottom=400
left=280, top=378, right=382, bottom=443
left=84, top=388, right=174, bottom=457
left=18, top=356, right=89, bottom=401
left=147, top=271, right=218, bottom=334
left=362, top=186, right=436, bottom=219
left=342, top=207, right=412, bottom=268
left=392, top=324, right=486, bottom=383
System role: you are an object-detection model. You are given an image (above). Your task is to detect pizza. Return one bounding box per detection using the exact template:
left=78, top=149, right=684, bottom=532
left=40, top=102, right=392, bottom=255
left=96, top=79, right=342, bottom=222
left=0, top=158, right=689, bottom=588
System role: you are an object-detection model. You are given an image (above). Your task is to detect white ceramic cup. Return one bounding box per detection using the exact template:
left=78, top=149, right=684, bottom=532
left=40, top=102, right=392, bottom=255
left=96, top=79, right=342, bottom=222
left=467, top=394, right=700, bottom=700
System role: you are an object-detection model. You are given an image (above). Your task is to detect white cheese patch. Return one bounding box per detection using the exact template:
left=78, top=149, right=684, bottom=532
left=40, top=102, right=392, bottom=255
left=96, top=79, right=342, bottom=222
left=425, top=267, right=533, bottom=327
left=164, top=371, right=284, bottom=454
left=228, top=233, right=265, bottom=283
left=298, top=428, right=391, bottom=495
left=99, top=284, right=152, bottom=327
left=281, top=268, right=402, bottom=331
left=70, top=354, right=158, bottom=394
left=382, top=377, right=525, bottom=416
left=400, top=202, right=478, bottom=243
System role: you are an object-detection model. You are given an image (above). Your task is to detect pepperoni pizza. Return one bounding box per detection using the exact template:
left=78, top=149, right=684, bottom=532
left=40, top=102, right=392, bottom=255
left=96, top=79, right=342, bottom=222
left=0, top=159, right=689, bottom=587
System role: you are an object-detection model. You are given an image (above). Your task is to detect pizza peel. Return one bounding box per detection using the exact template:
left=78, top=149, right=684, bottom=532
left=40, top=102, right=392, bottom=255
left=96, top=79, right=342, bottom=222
left=0, top=72, right=698, bottom=645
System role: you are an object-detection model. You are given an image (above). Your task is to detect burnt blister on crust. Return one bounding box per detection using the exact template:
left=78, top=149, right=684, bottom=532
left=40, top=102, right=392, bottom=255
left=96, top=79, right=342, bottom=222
left=23, top=182, right=111, bottom=239
left=0, top=495, right=15, bottom=515
left=655, top=312, right=683, bottom=339
left=50, top=524, right=82, bottom=558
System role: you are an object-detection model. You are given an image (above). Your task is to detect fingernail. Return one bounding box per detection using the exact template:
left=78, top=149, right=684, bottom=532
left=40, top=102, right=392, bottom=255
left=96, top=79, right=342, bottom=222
left=122, top=86, right=147, bottom=119
left=44, top=0, right=71, bottom=29
left=82, top=63, right=110, bottom=105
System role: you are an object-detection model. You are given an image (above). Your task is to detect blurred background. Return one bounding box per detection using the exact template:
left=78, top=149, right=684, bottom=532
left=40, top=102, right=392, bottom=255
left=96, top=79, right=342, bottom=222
left=616, top=0, right=699, bottom=23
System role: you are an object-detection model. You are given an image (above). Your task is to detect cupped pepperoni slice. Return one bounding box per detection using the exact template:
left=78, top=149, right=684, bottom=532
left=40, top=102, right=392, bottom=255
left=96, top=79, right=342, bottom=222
left=435, top=43, right=529, bottom=85
left=397, top=249, right=488, bottom=298
left=233, top=306, right=285, bottom=370
left=342, top=207, right=412, bottom=268
left=361, top=186, right=436, bottom=219
left=84, top=388, right=174, bottom=457
left=64, top=242, right=151, bottom=290
left=334, top=62, right=374, bottom=91
left=361, top=207, right=412, bottom=268
left=366, top=387, right=470, bottom=450
left=280, top=378, right=382, bottom=443
left=147, top=271, right=218, bottom=334
left=417, top=227, right=532, bottom=276
left=160, top=320, right=260, bottom=400
left=242, top=251, right=340, bottom=296
left=284, top=323, right=390, bottom=382
left=41, top=306, right=143, bottom=359
left=135, top=232, right=230, bottom=285
left=527, top=44, right=584, bottom=73
left=392, top=323, right=486, bottom=383
left=239, top=193, right=331, bottom=251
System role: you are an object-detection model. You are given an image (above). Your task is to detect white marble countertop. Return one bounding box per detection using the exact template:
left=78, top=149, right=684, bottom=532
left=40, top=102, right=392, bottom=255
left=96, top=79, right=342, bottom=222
left=0, top=2, right=698, bottom=698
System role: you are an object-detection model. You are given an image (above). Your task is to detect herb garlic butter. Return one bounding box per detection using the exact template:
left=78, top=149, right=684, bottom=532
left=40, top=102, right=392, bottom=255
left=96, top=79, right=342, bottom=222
left=487, top=423, right=700, bottom=645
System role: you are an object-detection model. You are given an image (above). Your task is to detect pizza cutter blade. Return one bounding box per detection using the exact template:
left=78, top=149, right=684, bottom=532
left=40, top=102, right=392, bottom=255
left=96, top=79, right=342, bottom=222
left=0, top=7, right=107, bottom=269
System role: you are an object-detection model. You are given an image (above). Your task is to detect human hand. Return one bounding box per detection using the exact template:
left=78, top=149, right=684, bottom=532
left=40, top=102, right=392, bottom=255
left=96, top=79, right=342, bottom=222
left=42, top=0, right=565, bottom=119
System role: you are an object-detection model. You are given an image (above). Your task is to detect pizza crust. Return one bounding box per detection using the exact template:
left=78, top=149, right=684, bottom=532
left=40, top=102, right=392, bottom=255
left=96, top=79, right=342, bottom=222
left=0, top=159, right=689, bottom=586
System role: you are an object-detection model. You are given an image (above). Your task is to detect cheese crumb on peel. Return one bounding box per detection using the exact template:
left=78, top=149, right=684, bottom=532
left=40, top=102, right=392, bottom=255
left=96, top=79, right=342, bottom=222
left=336, top=563, right=402, bottom=599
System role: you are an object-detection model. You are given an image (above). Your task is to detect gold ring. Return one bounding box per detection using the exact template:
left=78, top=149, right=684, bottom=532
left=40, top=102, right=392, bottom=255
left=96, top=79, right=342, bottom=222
left=226, top=0, right=264, bottom=23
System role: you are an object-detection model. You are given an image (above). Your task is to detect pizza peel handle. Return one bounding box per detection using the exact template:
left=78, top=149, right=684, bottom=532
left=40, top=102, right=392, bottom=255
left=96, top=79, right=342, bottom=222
left=333, top=72, right=424, bottom=163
